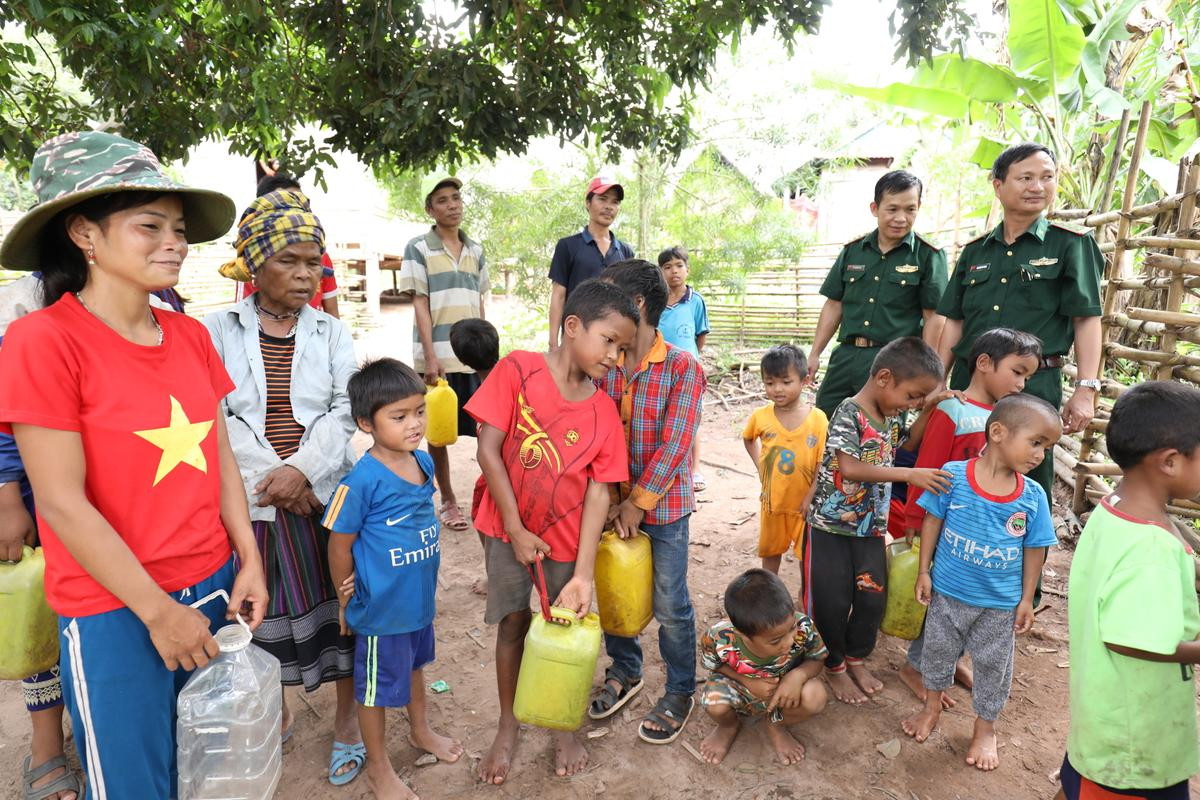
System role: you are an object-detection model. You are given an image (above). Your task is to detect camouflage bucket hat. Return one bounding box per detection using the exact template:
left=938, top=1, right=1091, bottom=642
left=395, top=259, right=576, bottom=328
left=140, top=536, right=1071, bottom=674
left=0, top=130, right=236, bottom=271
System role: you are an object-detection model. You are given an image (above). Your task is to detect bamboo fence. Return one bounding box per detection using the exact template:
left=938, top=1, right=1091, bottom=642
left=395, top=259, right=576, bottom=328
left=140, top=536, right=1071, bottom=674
left=1047, top=101, right=1200, bottom=522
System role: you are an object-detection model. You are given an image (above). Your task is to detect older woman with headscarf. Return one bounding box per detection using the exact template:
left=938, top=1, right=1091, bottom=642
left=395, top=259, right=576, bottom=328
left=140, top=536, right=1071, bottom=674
left=203, top=190, right=364, bottom=786
left=0, top=131, right=268, bottom=800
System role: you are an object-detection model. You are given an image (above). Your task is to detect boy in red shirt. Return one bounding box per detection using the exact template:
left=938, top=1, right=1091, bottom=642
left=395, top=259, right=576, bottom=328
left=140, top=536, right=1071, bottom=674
left=899, top=327, right=1041, bottom=704
left=467, top=280, right=637, bottom=785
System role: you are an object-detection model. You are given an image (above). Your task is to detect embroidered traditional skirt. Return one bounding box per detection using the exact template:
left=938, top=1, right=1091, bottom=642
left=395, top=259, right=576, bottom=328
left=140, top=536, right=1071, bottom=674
left=250, top=509, right=354, bottom=690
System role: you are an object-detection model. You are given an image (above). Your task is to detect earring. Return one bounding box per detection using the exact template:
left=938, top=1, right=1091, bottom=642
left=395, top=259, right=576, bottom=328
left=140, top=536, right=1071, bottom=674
left=86, top=246, right=96, bottom=266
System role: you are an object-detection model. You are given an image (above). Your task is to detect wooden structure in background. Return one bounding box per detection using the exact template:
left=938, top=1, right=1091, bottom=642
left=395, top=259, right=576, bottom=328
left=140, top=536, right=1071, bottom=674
left=1048, top=102, right=1200, bottom=520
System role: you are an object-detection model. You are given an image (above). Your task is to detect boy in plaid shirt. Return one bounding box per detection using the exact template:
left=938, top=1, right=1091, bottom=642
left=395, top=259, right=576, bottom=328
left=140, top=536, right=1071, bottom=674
left=588, top=259, right=707, bottom=744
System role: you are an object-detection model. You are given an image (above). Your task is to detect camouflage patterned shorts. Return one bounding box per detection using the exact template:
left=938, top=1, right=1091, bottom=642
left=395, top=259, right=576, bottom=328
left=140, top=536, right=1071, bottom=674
left=700, top=674, right=784, bottom=722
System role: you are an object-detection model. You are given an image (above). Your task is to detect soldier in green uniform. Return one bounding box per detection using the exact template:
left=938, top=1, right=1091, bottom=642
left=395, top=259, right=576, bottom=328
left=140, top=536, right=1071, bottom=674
left=809, top=170, right=948, bottom=417
left=937, top=143, right=1103, bottom=497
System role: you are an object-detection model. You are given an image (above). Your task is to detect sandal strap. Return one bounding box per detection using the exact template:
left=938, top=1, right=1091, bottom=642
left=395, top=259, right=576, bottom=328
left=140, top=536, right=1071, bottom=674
left=646, top=692, right=692, bottom=729
left=23, top=755, right=69, bottom=786
left=593, top=669, right=636, bottom=706
left=23, top=755, right=81, bottom=800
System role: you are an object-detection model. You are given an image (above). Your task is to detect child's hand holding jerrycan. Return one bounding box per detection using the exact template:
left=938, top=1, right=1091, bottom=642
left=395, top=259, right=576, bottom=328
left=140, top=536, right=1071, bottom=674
left=880, top=537, right=927, bottom=640
left=513, top=560, right=601, bottom=731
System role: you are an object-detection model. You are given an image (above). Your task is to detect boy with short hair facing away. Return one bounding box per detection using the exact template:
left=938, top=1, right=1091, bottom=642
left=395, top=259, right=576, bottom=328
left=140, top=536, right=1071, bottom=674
left=743, top=345, right=827, bottom=575
left=466, top=280, right=637, bottom=785
left=898, top=327, right=1042, bottom=705
left=698, top=569, right=828, bottom=766
left=1055, top=382, right=1200, bottom=800
left=901, top=394, right=1060, bottom=772
left=325, top=359, right=464, bottom=800
left=658, top=246, right=711, bottom=491
left=805, top=337, right=951, bottom=705
left=449, top=317, right=501, bottom=597
left=590, top=260, right=706, bottom=745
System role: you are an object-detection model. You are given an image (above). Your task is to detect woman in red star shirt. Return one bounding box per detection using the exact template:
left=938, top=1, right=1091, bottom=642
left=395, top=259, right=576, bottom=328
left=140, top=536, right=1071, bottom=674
left=0, top=131, right=268, bottom=800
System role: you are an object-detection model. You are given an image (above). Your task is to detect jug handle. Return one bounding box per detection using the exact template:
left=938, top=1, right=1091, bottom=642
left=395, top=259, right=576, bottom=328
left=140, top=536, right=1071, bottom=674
left=234, top=612, right=251, bottom=637
left=528, top=560, right=552, bottom=623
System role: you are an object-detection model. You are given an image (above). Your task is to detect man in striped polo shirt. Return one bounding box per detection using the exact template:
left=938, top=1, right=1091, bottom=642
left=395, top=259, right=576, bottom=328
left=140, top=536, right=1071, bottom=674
left=399, top=176, right=489, bottom=532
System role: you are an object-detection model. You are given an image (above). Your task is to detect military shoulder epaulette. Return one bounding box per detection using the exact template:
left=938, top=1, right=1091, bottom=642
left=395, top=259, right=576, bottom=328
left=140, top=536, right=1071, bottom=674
left=844, top=230, right=872, bottom=246
left=1048, top=220, right=1089, bottom=236
left=912, top=232, right=944, bottom=251
left=959, top=231, right=990, bottom=249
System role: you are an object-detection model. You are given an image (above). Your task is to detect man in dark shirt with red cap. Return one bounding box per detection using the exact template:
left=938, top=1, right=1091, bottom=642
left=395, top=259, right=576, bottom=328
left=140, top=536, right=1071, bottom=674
left=547, top=174, right=636, bottom=348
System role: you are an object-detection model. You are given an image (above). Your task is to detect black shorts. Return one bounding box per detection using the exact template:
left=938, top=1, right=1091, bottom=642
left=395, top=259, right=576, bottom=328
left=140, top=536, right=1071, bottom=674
left=1059, top=753, right=1190, bottom=799
left=444, top=371, right=482, bottom=439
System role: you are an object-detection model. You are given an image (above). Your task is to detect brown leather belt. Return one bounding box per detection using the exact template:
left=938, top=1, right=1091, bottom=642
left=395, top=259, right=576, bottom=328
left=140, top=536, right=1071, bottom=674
left=848, top=336, right=884, bottom=348
left=1038, top=355, right=1066, bottom=370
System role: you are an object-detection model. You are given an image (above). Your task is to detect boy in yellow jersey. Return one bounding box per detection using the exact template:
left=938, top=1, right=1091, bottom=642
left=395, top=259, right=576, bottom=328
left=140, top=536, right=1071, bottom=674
left=744, top=345, right=828, bottom=576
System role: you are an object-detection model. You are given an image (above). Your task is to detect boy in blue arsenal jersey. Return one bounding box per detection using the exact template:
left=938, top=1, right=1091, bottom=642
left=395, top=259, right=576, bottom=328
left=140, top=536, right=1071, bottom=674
left=326, top=358, right=463, bottom=800
left=901, top=394, right=1060, bottom=773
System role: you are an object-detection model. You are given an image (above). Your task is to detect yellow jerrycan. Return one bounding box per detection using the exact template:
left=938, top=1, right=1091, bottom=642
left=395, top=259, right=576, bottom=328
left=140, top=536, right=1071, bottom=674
left=0, top=546, right=60, bottom=680
left=513, top=561, right=601, bottom=731
left=595, top=530, right=653, bottom=637
left=425, top=378, right=458, bottom=447
left=880, top=538, right=927, bottom=641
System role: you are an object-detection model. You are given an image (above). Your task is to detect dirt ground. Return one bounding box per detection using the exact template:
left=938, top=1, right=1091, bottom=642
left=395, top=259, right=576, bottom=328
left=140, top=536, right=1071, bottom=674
left=3, top=396, right=1102, bottom=800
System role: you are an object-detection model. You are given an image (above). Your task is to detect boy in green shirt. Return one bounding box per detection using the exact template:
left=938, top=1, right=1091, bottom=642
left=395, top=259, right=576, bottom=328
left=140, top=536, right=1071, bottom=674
left=1057, top=381, right=1200, bottom=800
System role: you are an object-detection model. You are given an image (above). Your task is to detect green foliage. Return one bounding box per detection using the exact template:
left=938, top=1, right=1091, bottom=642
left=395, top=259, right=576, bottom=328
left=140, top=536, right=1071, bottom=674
left=818, top=0, right=1200, bottom=210
left=464, top=173, right=591, bottom=307
left=657, top=147, right=809, bottom=290
left=0, top=161, right=36, bottom=210
left=1007, top=0, right=1086, bottom=90
left=1, top=2, right=980, bottom=179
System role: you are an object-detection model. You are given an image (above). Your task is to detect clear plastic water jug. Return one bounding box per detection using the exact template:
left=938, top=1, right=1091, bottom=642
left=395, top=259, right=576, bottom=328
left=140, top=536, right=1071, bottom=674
left=513, top=562, right=601, bottom=731
left=0, top=546, right=59, bottom=680
left=595, top=530, right=653, bottom=637
left=426, top=378, right=458, bottom=446
left=177, top=616, right=282, bottom=800
left=880, top=539, right=927, bottom=641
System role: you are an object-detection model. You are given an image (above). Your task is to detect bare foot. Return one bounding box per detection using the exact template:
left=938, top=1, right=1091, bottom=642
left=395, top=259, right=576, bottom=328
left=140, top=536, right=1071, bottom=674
left=409, top=726, right=464, bottom=763
left=826, top=670, right=868, bottom=705
left=471, top=578, right=488, bottom=596
left=966, top=718, right=999, bottom=771
left=955, top=656, right=974, bottom=690
left=901, top=706, right=940, bottom=743
left=898, top=663, right=955, bottom=709
left=846, top=661, right=883, bottom=696
left=280, top=704, right=295, bottom=738
left=553, top=731, right=588, bottom=777
left=477, top=717, right=519, bottom=785
left=366, top=756, right=418, bottom=800
left=765, top=722, right=806, bottom=765
left=699, top=718, right=740, bottom=764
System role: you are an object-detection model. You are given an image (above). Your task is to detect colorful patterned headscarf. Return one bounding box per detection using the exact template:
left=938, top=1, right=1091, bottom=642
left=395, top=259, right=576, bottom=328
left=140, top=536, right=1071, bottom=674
left=218, top=189, right=325, bottom=280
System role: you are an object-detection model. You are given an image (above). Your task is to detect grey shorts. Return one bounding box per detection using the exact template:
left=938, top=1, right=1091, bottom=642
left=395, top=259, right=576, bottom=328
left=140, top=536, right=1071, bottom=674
left=907, top=591, right=1015, bottom=721
left=482, top=536, right=577, bottom=625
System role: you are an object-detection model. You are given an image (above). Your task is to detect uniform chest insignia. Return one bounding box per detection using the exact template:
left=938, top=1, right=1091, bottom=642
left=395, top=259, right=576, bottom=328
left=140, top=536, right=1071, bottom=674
left=564, top=429, right=580, bottom=446
left=894, top=264, right=918, bottom=273
left=1028, top=257, right=1058, bottom=267
left=968, top=263, right=989, bottom=272
left=806, top=434, right=818, bottom=449
left=762, top=432, right=777, bottom=441
left=845, top=264, right=866, bottom=272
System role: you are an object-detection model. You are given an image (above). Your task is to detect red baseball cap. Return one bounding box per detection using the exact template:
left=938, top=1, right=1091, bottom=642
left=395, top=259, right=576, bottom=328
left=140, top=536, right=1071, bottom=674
left=587, top=174, right=624, bottom=201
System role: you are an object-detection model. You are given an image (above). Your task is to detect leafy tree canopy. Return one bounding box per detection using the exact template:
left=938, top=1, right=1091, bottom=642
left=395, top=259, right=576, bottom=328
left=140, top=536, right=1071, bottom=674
left=1, top=0, right=973, bottom=177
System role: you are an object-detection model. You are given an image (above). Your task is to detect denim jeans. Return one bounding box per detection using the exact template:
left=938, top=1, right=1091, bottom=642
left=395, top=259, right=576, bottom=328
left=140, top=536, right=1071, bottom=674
left=604, top=514, right=697, bottom=696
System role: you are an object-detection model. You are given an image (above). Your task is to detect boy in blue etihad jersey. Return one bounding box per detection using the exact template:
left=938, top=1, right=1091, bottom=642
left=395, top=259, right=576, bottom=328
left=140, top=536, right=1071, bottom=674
left=326, top=358, right=463, bottom=799
left=901, top=394, right=1061, bottom=773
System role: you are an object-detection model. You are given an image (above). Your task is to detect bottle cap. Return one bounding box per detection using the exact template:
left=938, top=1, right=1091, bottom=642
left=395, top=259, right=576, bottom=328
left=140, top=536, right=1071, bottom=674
left=214, top=614, right=253, bottom=653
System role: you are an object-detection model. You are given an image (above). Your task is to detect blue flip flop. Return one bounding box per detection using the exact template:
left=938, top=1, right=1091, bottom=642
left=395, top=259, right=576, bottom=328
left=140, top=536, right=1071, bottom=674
left=329, top=740, right=366, bottom=786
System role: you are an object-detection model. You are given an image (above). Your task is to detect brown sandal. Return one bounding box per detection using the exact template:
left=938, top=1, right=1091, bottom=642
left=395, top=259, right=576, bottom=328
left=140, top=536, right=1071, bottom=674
left=439, top=502, right=470, bottom=531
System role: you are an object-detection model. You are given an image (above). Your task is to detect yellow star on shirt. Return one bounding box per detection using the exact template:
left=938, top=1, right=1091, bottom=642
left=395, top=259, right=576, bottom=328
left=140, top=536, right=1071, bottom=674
left=134, top=396, right=214, bottom=486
